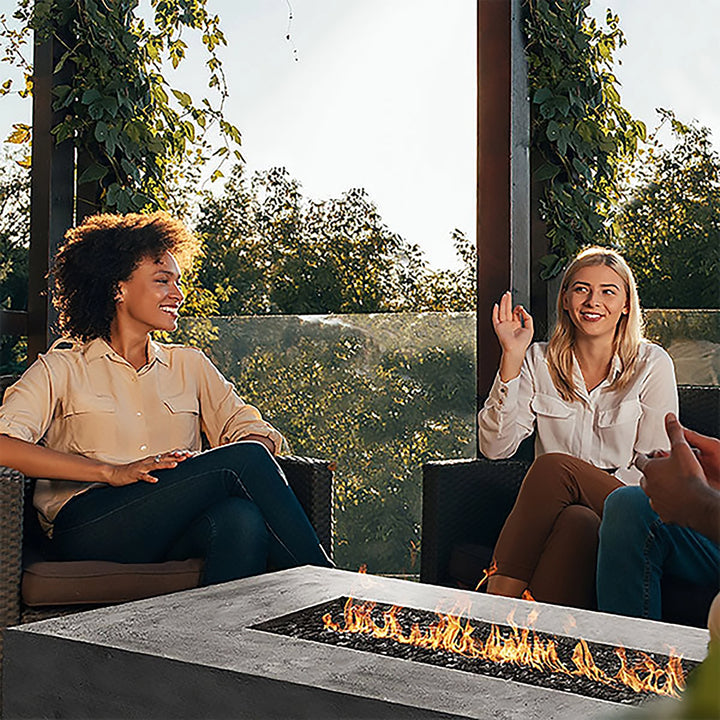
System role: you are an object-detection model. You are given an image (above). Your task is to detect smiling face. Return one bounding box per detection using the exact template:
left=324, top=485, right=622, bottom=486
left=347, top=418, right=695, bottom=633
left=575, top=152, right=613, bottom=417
left=115, top=252, right=184, bottom=335
left=561, top=263, right=629, bottom=341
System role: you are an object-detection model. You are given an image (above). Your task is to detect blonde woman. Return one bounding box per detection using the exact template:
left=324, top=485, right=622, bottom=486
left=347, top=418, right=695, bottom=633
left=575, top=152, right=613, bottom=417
left=477, top=247, right=677, bottom=608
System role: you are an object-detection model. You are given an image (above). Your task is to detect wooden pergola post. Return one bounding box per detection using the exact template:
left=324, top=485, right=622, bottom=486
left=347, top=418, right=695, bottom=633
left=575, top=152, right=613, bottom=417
left=476, top=0, right=549, bottom=420
left=26, top=31, right=75, bottom=363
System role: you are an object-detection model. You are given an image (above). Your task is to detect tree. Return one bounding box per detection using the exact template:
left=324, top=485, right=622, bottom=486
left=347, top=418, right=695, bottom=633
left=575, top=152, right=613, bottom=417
left=0, top=149, right=29, bottom=373
left=194, top=164, right=475, bottom=315
left=617, top=111, right=720, bottom=309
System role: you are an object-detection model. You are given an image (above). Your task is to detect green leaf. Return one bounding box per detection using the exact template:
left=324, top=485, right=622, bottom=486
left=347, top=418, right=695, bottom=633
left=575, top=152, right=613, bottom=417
left=81, top=88, right=102, bottom=104
left=535, top=162, right=561, bottom=181
left=533, top=88, right=553, bottom=104
left=94, top=122, right=109, bottom=142
left=78, top=163, right=109, bottom=185
left=546, top=120, right=560, bottom=141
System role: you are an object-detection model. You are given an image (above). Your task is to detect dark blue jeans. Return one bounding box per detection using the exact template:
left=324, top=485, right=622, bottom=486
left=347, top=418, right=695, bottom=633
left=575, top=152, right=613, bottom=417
left=597, top=486, right=720, bottom=619
left=52, top=442, right=333, bottom=585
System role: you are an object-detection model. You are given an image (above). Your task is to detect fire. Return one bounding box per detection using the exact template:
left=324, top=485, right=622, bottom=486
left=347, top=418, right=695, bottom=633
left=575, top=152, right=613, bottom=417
left=474, top=560, right=534, bottom=601
left=322, top=596, right=687, bottom=699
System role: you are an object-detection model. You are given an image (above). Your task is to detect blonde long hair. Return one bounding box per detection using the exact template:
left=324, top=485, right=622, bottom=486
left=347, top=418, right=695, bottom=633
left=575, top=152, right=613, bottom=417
left=546, top=247, right=644, bottom=403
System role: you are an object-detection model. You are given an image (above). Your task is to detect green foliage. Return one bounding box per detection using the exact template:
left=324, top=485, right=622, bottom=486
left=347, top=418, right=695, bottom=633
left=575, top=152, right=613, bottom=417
left=194, top=165, right=476, bottom=315
left=617, top=111, right=720, bottom=309
left=1, top=0, right=241, bottom=212
left=202, top=315, right=476, bottom=573
left=526, top=0, right=646, bottom=278
left=0, top=149, right=29, bottom=374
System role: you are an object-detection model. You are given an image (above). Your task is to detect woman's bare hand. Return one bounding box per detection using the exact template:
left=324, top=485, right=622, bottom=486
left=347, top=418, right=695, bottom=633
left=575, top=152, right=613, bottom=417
left=103, top=449, right=194, bottom=486
left=492, top=291, right=534, bottom=382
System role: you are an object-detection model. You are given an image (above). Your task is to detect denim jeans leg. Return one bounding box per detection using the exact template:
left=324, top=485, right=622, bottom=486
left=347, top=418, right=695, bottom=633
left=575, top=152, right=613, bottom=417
left=200, top=442, right=333, bottom=569
left=166, top=497, right=270, bottom=584
left=51, top=441, right=331, bottom=577
left=597, top=486, right=720, bottom=619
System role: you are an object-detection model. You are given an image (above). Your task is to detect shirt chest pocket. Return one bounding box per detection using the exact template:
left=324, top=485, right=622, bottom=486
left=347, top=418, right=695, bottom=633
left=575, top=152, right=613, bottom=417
left=531, top=394, right=575, bottom=420
left=596, top=401, right=641, bottom=429
left=161, top=396, right=201, bottom=450
left=60, top=395, right=117, bottom=452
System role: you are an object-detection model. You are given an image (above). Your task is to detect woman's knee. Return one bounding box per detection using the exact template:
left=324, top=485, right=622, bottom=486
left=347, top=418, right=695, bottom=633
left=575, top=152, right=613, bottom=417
left=600, top=486, right=655, bottom=543
left=521, top=452, right=577, bottom=492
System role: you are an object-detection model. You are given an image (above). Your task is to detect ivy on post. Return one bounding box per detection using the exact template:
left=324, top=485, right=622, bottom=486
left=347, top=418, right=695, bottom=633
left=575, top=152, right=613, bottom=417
left=525, top=0, right=645, bottom=281
left=1, top=0, right=243, bottom=357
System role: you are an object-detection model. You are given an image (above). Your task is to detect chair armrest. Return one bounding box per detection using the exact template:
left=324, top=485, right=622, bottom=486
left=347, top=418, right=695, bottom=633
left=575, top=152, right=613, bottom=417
left=278, top=455, right=334, bottom=560
left=421, top=457, right=530, bottom=585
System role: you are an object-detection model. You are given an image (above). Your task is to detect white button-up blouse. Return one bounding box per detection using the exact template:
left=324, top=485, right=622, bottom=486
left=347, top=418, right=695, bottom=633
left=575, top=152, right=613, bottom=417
left=477, top=341, right=678, bottom=485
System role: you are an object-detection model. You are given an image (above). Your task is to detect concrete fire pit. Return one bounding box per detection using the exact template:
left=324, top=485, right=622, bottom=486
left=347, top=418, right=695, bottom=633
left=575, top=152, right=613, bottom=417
left=2, top=566, right=709, bottom=719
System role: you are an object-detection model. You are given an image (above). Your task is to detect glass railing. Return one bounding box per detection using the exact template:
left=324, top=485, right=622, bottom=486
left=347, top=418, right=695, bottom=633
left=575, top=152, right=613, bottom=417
left=2, top=310, right=717, bottom=574
left=181, top=309, right=719, bottom=575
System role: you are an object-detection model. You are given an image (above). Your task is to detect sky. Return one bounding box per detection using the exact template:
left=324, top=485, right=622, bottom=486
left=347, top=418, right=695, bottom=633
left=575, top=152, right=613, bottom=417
left=0, top=0, right=718, bottom=270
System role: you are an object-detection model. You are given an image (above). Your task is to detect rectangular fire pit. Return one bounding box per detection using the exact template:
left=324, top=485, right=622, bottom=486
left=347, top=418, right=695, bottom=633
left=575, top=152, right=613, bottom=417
left=2, top=567, right=709, bottom=719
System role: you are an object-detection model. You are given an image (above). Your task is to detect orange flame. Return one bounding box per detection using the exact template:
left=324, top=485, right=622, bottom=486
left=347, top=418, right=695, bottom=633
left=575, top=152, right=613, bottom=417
left=322, top=596, right=687, bottom=699
left=474, top=560, right=497, bottom=591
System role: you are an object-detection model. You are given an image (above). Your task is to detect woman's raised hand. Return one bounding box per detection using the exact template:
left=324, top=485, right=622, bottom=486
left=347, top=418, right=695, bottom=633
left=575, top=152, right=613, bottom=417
left=104, top=449, right=195, bottom=487
left=492, top=291, right=534, bottom=382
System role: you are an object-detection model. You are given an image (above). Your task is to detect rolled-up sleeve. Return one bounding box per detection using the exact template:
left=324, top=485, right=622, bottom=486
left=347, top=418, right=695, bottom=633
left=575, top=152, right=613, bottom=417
left=478, top=361, right=536, bottom=459
left=0, top=360, right=55, bottom=443
left=195, top=353, right=285, bottom=453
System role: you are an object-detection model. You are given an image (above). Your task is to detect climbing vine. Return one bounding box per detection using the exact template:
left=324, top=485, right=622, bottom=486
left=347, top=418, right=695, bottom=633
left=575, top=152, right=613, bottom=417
left=525, top=0, right=645, bottom=277
left=0, top=0, right=241, bottom=213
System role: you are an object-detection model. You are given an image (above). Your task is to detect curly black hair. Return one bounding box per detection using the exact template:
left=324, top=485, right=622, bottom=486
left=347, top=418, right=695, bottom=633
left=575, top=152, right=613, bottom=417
left=51, top=211, right=200, bottom=341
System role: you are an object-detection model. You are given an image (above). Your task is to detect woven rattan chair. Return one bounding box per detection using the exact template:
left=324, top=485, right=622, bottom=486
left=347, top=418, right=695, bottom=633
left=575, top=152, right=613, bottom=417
left=421, top=385, right=720, bottom=627
left=0, top=375, right=334, bottom=703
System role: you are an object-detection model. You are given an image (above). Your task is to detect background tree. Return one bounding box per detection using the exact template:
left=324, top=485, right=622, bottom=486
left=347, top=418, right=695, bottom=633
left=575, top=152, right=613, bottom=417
left=617, top=111, right=720, bottom=309
left=0, top=148, right=29, bottom=373
left=194, top=164, right=475, bottom=316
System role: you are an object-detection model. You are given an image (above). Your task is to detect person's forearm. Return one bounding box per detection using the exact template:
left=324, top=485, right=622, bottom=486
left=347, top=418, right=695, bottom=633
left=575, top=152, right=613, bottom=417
left=0, top=434, right=112, bottom=483
left=499, top=351, right=524, bottom=383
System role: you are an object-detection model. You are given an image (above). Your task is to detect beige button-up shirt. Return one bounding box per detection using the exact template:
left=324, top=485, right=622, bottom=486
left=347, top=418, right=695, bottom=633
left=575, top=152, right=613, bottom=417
left=478, top=341, right=678, bottom=485
left=0, top=338, right=284, bottom=528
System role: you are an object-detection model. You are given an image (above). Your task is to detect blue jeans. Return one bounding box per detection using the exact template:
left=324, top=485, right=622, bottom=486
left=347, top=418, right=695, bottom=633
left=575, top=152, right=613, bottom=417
left=597, top=486, right=720, bottom=619
left=52, top=442, right=333, bottom=585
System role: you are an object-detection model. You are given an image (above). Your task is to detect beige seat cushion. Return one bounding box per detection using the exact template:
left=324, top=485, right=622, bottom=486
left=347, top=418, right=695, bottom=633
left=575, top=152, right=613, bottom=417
left=22, top=559, right=203, bottom=607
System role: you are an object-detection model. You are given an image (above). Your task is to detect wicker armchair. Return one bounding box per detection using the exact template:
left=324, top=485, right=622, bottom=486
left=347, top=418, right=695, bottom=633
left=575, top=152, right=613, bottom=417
left=0, top=376, right=334, bottom=702
left=421, top=385, right=720, bottom=627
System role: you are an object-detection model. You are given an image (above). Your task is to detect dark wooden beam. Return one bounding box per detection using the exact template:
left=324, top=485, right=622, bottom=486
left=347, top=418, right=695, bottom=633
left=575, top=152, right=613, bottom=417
left=28, top=32, right=75, bottom=362
left=0, top=310, right=27, bottom=337
left=476, top=0, right=530, bottom=412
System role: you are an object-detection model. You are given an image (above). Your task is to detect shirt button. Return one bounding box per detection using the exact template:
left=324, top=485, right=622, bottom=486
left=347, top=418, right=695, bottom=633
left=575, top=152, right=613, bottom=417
left=140, top=444, right=147, bottom=451
left=500, top=387, right=507, bottom=395
left=137, top=411, right=142, bottom=417
left=498, top=399, right=504, bottom=406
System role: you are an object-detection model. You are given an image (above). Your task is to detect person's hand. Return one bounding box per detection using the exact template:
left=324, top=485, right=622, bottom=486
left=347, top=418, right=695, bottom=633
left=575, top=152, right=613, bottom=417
left=103, top=449, right=194, bottom=486
left=492, top=291, right=534, bottom=382
left=492, top=291, right=534, bottom=357
left=683, top=427, right=720, bottom=489
left=635, top=414, right=714, bottom=527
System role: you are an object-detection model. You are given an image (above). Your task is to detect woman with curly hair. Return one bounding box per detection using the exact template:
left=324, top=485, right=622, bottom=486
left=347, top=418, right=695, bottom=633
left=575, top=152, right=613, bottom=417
left=477, top=247, right=677, bottom=609
left=0, top=212, right=332, bottom=584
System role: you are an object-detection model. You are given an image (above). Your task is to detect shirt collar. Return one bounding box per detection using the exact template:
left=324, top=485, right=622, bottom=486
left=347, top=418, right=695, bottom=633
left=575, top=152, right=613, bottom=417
left=82, top=337, right=169, bottom=368
left=147, top=338, right=170, bottom=367
left=571, top=351, right=623, bottom=394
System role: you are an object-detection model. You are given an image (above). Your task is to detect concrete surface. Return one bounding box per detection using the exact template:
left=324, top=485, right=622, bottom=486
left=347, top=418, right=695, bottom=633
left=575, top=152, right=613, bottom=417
left=2, top=567, right=709, bottom=719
